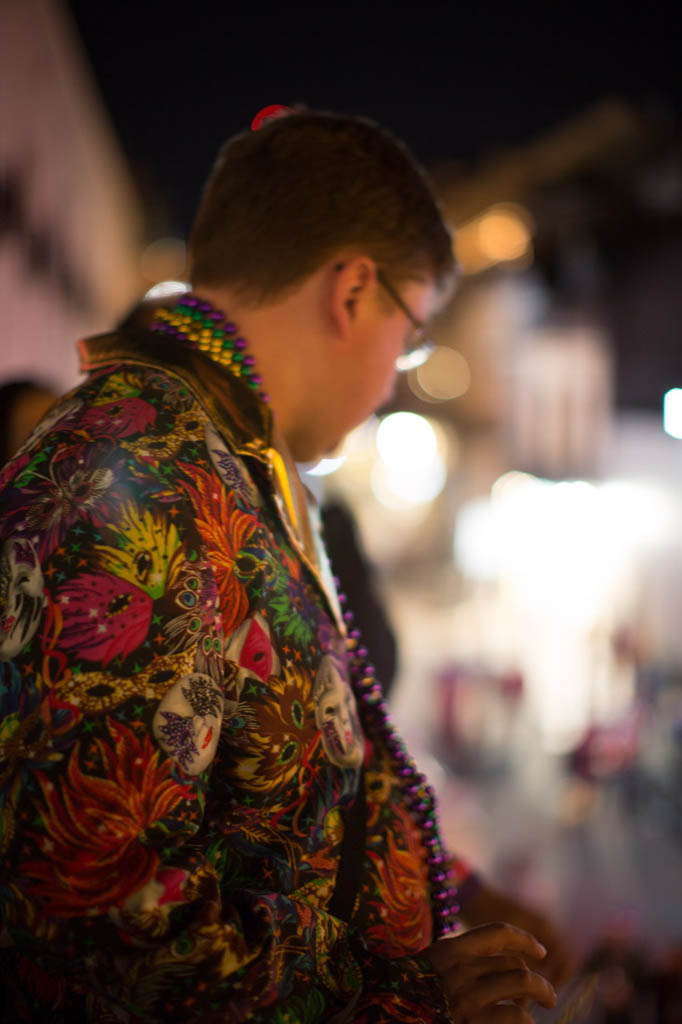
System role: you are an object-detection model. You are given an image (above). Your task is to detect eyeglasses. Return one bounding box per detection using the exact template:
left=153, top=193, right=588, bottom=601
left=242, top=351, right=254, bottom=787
left=376, top=269, right=434, bottom=372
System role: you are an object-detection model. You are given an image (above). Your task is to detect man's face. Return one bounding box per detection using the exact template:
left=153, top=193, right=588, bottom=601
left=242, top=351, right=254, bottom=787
left=310, top=276, right=443, bottom=460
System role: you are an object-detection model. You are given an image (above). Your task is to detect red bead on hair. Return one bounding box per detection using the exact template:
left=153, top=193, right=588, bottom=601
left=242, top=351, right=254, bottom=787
left=251, top=105, right=293, bottom=131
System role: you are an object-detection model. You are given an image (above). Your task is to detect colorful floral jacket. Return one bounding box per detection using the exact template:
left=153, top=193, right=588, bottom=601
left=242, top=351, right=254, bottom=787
left=0, top=323, right=467, bottom=1021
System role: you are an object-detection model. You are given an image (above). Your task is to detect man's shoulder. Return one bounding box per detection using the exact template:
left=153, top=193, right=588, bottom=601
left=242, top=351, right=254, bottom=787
left=79, top=325, right=272, bottom=464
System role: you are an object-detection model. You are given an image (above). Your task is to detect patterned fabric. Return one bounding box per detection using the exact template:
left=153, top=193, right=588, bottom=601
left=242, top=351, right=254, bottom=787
left=0, top=324, right=460, bottom=1021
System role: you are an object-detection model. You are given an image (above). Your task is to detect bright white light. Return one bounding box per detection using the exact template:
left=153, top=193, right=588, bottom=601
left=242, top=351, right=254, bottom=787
left=663, top=388, right=682, bottom=439
left=371, top=453, right=446, bottom=508
left=376, top=412, right=437, bottom=465
left=490, top=470, right=538, bottom=505
left=373, top=412, right=446, bottom=507
left=343, top=416, right=380, bottom=455
left=395, top=343, right=434, bottom=373
left=301, top=417, right=378, bottom=479
left=144, top=280, right=190, bottom=300
left=599, top=480, right=673, bottom=549
left=454, top=469, right=678, bottom=754
left=453, top=498, right=502, bottom=580
left=305, top=455, right=347, bottom=477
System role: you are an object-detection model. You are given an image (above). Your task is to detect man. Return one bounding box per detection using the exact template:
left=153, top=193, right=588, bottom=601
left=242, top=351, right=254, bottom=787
left=0, top=109, right=565, bottom=1021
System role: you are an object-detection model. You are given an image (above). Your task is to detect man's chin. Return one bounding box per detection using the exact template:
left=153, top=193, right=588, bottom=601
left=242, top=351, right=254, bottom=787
left=323, top=438, right=345, bottom=459
left=293, top=438, right=344, bottom=467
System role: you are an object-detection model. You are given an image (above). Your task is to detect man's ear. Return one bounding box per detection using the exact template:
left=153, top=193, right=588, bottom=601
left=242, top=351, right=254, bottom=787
left=328, top=257, right=376, bottom=338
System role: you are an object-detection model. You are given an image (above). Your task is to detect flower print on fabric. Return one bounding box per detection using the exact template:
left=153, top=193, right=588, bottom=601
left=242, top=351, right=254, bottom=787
left=0, top=659, right=37, bottom=754
left=268, top=548, right=319, bottom=650
left=223, top=613, right=280, bottom=713
left=178, top=463, right=259, bottom=635
left=57, top=572, right=152, bottom=666
left=109, top=866, right=190, bottom=941
left=95, top=502, right=183, bottom=599
left=204, top=422, right=261, bottom=508
left=0, top=450, right=30, bottom=494
left=362, top=802, right=433, bottom=957
left=0, top=537, right=44, bottom=660
left=0, top=344, right=463, bottom=1021
left=80, top=396, right=157, bottom=439
left=154, top=672, right=224, bottom=774
left=1, top=661, right=76, bottom=763
left=90, top=369, right=144, bottom=404
left=19, top=442, right=118, bottom=558
left=1, top=669, right=81, bottom=858
left=313, top=655, right=363, bottom=771
left=22, top=720, right=192, bottom=916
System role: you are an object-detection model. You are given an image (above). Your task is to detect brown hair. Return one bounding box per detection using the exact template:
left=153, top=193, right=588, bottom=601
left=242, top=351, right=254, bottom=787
left=188, top=110, right=455, bottom=303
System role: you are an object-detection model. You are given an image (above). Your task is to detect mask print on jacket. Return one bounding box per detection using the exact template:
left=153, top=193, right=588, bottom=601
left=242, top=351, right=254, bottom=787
left=223, top=612, right=280, bottom=713
left=313, top=654, right=363, bottom=770
left=153, top=672, right=224, bottom=775
left=0, top=537, right=44, bottom=660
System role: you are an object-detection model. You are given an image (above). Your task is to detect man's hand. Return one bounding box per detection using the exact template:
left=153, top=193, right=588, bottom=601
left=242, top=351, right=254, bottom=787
left=425, top=922, right=557, bottom=1022
left=462, top=882, right=577, bottom=990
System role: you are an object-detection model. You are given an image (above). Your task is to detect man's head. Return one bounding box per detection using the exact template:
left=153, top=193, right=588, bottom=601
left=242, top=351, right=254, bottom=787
left=188, top=109, right=456, bottom=305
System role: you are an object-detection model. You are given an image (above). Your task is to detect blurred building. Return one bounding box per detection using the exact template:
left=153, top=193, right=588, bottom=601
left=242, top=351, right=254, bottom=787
left=409, top=98, right=682, bottom=437
left=313, top=98, right=682, bottom=756
left=0, top=0, right=142, bottom=393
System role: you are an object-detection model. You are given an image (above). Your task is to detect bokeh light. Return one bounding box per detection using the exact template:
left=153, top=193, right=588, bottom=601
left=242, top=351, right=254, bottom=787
left=144, top=280, right=190, bottom=300
left=454, top=471, right=676, bottom=752
left=306, top=454, right=347, bottom=476
left=372, top=412, right=447, bottom=508
left=454, top=203, right=534, bottom=275
left=411, top=346, right=471, bottom=403
left=663, top=387, right=682, bottom=439
left=376, top=411, right=437, bottom=463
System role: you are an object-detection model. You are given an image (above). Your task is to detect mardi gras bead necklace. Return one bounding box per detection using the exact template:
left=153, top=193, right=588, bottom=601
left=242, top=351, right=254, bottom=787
left=150, top=295, right=270, bottom=404
left=335, top=579, right=461, bottom=939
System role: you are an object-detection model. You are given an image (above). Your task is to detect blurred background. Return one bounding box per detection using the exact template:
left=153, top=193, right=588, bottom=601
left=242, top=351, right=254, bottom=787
left=2, top=1, right=682, bottom=1017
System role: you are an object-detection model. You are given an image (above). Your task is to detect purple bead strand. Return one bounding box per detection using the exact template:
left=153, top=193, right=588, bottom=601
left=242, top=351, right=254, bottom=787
left=333, top=577, right=461, bottom=937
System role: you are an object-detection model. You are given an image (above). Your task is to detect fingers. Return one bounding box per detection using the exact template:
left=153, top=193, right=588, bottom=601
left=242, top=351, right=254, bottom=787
left=451, top=1005, right=537, bottom=1024
left=541, top=945, right=578, bottom=990
left=434, top=954, right=532, bottom=993
left=426, top=922, right=557, bottom=1023
left=468, top=955, right=536, bottom=978
left=501, top=905, right=577, bottom=991
left=514, top=912, right=577, bottom=990
left=444, top=965, right=556, bottom=1016
left=429, top=922, right=547, bottom=971
left=462, top=962, right=552, bottom=1011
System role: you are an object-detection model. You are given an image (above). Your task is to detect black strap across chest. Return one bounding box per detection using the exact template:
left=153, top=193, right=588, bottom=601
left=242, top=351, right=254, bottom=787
left=327, top=768, right=367, bottom=923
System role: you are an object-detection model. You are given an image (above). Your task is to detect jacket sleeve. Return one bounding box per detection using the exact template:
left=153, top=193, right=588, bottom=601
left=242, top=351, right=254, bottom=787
left=0, top=389, right=451, bottom=1022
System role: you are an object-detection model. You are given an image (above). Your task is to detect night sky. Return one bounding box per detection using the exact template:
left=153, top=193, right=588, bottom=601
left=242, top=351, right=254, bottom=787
left=66, top=2, right=681, bottom=236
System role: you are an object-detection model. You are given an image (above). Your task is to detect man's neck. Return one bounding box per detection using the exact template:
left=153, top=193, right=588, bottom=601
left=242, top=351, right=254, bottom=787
left=192, top=278, right=330, bottom=462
